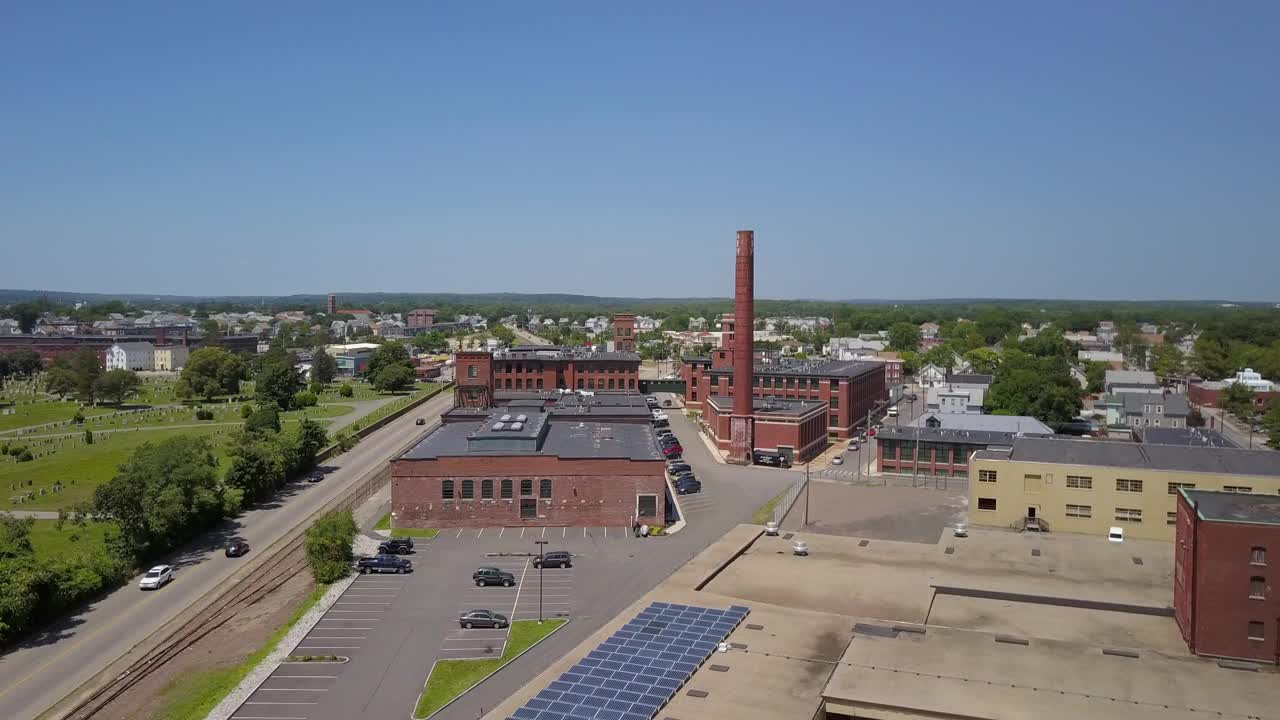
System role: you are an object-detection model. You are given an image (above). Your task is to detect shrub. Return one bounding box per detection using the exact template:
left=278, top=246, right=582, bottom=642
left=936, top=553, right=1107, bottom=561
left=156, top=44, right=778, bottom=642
left=295, top=391, right=318, bottom=408
left=304, top=509, right=357, bottom=583
left=309, top=381, right=326, bottom=396
left=72, top=411, right=85, bottom=424
left=338, top=384, right=354, bottom=398
left=195, top=409, right=215, bottom=421
left=16, top=450, right=33, bottom=463
left=84, top=429, right=93, bottom=445
left=240, top=404, right=254, bottom=419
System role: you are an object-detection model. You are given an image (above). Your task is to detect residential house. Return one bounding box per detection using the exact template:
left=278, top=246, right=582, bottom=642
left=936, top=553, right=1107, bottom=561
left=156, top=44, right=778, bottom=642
left=1078, top=350, right=1124, bottom=364
left=153, top=345, right=190, bottom=371
left=926, top=385, right=984, bottom=414
left=944, top=373, right=994, bottom=391
left=917, top=363, right=948, bottom=387
left=1223, top=368, right=1274, bottom=392
left=919, top=322, right=940, bottom=339
left=0, top=319, right=20, bottom=335
left=688, top=317, right=707, bottom=331
left=1104, top=369, right=1162, bottom=395
left=1121, top=392, right=1189, bottom=429
left=824, top=337, right=887, bottom=359
left=106, top=342, right=155, bottom=371
left=1096, top=321, right=1116, bottom=346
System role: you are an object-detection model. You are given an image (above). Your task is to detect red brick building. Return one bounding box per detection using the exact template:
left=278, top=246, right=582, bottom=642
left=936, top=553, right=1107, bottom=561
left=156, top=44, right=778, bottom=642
left=0, top=335, right=111, bottom=366
left=613, top=314, right=636, bottom=353
left=406, top=309, right=436, bottom=329
left=1175, top=489, right=1280, bottom=664
left=392, top=394, right=667, bottom=528
left=489, top=346, right=641, bottom=393
left=1189, top=382, right=1280, bottom=412
left=702, top=395, right=829, bottom=462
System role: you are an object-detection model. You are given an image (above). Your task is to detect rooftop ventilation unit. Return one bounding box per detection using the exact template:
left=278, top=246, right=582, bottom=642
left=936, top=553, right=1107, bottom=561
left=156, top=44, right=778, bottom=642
left=500, top=414, right=512, bottom=422
left=510, top=421, right=524, bottom=431
left=516, top=414, right=528, bottom=422
left=492, top=422, right=506, bottom=431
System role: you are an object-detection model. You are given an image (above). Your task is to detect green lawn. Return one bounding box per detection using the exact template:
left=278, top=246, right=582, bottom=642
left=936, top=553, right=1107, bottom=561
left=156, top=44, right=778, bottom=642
left=414, top=619, right=566, bottom=719
left=373, top=513, right=439, bottom=538
left=28, top=518, right=117, bottom=559
left=0, top=401, right=115, bottom=433
left=751, top=486, right=791, bottom=524
left=153, top=582, right=329, bottom=720
left=0, top=426, right=228, bottom=510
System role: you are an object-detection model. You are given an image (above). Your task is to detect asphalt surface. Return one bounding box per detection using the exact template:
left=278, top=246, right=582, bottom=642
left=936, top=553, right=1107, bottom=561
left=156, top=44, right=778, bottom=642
left=0, top=390, right=457, bottom=720
left=230, top=393, right=796, bottom=720
left=1199, top=406, right=1271, bottom=450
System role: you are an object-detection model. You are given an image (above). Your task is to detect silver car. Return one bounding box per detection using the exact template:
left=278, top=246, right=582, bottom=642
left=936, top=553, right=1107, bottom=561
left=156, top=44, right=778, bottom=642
left=139, top=565, right=173, bottom=590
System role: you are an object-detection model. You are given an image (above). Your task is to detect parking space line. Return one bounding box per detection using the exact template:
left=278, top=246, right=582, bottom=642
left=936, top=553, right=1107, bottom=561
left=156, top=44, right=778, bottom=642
left=476, top=528, right=484, bottom=538
left=456, top=528, right=465, bottom=538
left=562, top=526, right=567, bottom=538
left=603, top=526, right=607, bottom=538
left=583, top=527, right=587, bottom=538
left=541, top=526, right=546, bottom=537
left=499, top=527, right=505, bottom=538
left=520, top=527, right=526, bottom=538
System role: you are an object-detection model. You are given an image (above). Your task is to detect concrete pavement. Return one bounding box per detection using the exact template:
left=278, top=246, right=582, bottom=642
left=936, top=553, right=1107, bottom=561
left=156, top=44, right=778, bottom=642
left=0, top=391, right=456, bottom=720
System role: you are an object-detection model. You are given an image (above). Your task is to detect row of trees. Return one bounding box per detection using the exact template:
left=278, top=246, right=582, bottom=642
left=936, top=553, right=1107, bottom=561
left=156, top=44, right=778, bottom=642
left=42, top=350, right=141, bottom=405
left=0, top=350, right=43, bottom=383
left=984, top=330, right=1085, bottom=426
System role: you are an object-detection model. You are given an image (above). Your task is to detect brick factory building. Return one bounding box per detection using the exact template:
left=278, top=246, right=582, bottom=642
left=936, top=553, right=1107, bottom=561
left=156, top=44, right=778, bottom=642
left=455, top=343, right=641, bottom=399
left=677, top=231, right=886, bottom=464
left=1174, top=489, right=1279, bottom=664
left=391, top=392, right=667, bottom=528
left=613, top=313, right=636, bottom=352
left=406, top=308, right=436, bottom=329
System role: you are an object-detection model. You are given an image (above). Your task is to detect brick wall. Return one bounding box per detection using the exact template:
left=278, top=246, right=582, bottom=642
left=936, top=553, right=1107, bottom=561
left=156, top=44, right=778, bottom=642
left=391, top=455, right=666, bottom=528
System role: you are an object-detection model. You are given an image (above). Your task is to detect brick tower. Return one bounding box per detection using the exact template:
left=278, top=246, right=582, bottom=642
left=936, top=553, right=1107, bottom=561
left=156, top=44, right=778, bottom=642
left=727, top=230, right=755, bottom=465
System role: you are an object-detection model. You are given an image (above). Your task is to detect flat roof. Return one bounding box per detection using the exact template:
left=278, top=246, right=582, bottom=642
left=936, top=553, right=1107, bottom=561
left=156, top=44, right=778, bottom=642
left=1135, top=427, right=1240, bottom=448
left=705, top=394, right=827, bottom=417
left=494, top=345, right=640, bottom=362
left=1182, top=489, right=1280, bottom=525
left=705, top=358, right=882, bottom=379
left=906, top=413, right=1054, bottom=434
left=398, top=413, right=662, bottom=461
left=979, top=436, right=1280, bottom=477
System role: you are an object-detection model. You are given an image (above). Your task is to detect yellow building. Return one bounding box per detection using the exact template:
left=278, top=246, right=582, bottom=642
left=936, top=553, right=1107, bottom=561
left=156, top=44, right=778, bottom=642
left=969, top=437, right=1280, bottom=541
left=152, top=345, right=190, bottom=371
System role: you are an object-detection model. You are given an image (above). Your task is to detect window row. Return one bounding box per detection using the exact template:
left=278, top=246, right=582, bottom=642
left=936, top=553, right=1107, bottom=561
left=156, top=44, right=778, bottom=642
left=502, top=378, right=546, bottom=390
left=574, top=378, right=637, bottom=390
left=441, top=478, right=553, bottom=501
left=751, top=376, right=840, bottom=390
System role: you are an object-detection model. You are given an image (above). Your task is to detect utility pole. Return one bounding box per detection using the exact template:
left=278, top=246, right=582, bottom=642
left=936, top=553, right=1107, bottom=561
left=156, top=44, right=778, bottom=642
left=803, top=461, right=810, bottom=526
left=534, top=540, right=548, bottom=623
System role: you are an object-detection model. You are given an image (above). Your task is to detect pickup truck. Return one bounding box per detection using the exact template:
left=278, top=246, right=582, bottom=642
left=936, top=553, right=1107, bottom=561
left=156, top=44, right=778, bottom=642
left=357, top=555, right=413, bottom=574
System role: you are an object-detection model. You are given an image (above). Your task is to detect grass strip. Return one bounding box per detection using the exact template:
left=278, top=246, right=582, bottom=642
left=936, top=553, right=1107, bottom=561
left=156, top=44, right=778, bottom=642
left=153, top=582, right=329, bottom=720
left=751, top=486, right=791, bottom=525
left=414, top=619, right=566, bottom=719
left=373, top=514, right=438, bottom=539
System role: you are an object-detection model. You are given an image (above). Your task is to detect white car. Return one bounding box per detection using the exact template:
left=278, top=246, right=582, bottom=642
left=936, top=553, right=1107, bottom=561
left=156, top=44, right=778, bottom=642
left=139, top=565, right=174, bottom=590
left=831, top=456, right=844, bottom=465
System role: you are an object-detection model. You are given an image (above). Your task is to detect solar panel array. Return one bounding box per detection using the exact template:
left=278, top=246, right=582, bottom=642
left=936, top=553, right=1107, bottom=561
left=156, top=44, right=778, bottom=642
left=507, top=601, right=750, bottom=720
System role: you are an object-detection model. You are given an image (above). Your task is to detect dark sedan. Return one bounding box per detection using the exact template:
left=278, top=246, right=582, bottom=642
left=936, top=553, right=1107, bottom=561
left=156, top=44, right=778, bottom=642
left=459, top=609, right=509, bottom=629
left=225, top=540, right=250, bottom=557
left=676, top=479, right=702, bottom=495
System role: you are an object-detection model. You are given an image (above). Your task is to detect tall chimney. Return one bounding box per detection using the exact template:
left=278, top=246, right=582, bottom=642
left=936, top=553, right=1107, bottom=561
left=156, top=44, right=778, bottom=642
left=327, top=293, right=337, bottom=316
left=728, top=230, right=755, bottom=465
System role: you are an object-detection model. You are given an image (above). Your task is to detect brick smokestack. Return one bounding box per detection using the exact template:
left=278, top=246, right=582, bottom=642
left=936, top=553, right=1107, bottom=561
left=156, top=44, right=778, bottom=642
left=327, top=294, right=337, bottom=315
left=728, top=230, right=755, bottom=465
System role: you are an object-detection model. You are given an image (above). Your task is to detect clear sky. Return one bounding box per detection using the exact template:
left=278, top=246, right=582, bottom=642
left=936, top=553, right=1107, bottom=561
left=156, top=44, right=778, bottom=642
left=2, top=2, right=1277, bottom=301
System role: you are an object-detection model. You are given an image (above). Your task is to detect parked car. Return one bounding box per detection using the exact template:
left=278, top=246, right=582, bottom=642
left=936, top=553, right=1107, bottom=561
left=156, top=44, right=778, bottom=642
left=459, top=609, right=509, bottom=629
left=667, top=462, right=691, bottom=477
left=674, top=472, right=697, bottom=486
left=676, top=479, right=702, bottom=494
left=848, top=440, right=860, bottom=451
left=533, top=550, right=572, bottom=569
left=832, top=456, right=844, bottom=465
left=652, top=419, right=670, bottom=429
left=378, top=537, right=415, bottom=555
left=659, top=438, right=681, bottom=449
left=473, top=567, right=516, bottom=587
left=415, top=418, right=427, bottom=426
left=645, top=396, right=659, bottom=408
left=307, top=471, right=324, bottom=483
left=662, top=446, right=683, bottom=458
left=357, top=555, right=412, bottom=574
left=225, top=540, right=250, bottom=558
left=139, top=565, right=173, bottom=590
left=651, top=412, right=669, bottom=422
left=655, top=428, right=674, bottom=437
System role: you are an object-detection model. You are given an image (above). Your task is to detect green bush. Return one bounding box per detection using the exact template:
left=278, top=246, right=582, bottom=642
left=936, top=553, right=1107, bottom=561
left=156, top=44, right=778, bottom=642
left=84, top=429, right=94, bottom=445
left=73, top=410, right=85, bottom=424
left=195, top=409, right=215, bottom=421
left=304, top=509, right=357, bottom=583
left=295, top=391, right=318, bottom=408
left=338, top=384, right=354, bottom=398
left=16, top=450, right=33, bottom=463
left=240, top=404, right=254, bottom=419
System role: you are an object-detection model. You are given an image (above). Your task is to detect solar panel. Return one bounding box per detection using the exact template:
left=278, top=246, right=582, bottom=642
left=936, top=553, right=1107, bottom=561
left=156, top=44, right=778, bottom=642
left=506, top=602, right=748, bottom=720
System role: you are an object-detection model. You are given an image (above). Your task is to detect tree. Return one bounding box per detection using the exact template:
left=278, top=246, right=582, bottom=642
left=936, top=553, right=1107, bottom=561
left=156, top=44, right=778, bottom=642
left=1190, top=336, right=1232, bottom=379
left=177, top=347, right=244, bottom=401
left=92, top=435, right=224, bottom=557
left=93, top=369, right=141, bottom=406
left=0, top=515, right=34, bottom=560
left=962, top=348, right=1001, bottom=375
left=44, top=367, right=78, bottom=399
left=338, top=384, right=354, bottom=398
left=294, top=390, right=318, bottom=407
left=887, top=323, right=920, bottom=352
left=13, top=304, right=40, bottom=334
left=413, top=331, right=449, bottom=354
left=1221, top=382, right=1256, bottom=421
left=245, top=405, right=281, bottom=434
left=1115, top=322, right=1149, bottom=370
left=1085, top=360, right=1108, bottom=394
left=256, top=354, right=304, bottom=410
left=304, top=509, right=358, bottom=583
left=223, top=432, right=284, bottom=504
left=985, top=349, right=1083, bottom=424
left=309, top=347, right=337, bottom=386
left=371, top=364, right=415, bottom=393
left=6, top=350, right=42, bottom=377
left=1150, top=343, right=1185, bottom=380
left=490, top=325, right=516, bottom=347
left=365, top=341, right=413, bottom=380
left=69, top=349, right=102, bottom=404
left=1264, top=404, right=1280, bottom=450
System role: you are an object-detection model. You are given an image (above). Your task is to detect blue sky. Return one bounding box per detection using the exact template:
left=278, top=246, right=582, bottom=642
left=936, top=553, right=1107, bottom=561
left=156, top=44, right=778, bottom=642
left=2, top=2, right=1277, bottom=301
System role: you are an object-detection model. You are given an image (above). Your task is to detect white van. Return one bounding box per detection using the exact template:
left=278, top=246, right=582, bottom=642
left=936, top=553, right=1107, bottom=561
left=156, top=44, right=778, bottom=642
left=887, top=406, right=899, bottom=418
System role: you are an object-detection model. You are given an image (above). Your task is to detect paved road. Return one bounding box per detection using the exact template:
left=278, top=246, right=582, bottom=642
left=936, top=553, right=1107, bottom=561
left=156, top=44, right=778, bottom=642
left=0, top=391, right=456, bottom=720
left=230, top=393, right=795, bottom=720
left=1199, top=406, right=1270, bottom=450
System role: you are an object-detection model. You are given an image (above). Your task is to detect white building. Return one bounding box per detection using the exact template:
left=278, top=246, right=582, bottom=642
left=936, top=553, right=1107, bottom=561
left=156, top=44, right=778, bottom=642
left=106, top=342, right=156, bottom=371
left=153, top=345, right=190, bottom=371
left=1223, top=368, right=1274, bottom=392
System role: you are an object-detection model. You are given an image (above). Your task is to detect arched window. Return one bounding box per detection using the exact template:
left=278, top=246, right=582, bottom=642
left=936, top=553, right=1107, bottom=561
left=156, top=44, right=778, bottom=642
left=461, top=479, right=474, bottom=500
left=501, top=479, right=513, bottom=499
left=540, top=479, right=553, bottom=499
left=481, top=479, right=494, bottom=499
left=441, top=479, right=454, bottom=500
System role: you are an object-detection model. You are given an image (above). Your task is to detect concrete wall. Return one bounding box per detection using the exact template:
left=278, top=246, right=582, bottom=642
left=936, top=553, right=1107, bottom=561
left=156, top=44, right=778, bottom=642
left=391, top=454, right=666, bottom=528
left=968, top=456, right=1280, bottom=541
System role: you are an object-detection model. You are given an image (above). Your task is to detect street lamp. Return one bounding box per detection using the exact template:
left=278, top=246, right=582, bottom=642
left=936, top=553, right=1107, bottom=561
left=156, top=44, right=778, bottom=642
left=534, top=540, right=548, bottom=624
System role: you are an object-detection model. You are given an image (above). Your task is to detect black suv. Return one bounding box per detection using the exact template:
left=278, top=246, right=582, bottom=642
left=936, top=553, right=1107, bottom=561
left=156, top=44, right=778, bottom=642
left=533, top=550, right=572, bottom=569
left=378, top=537, right=415, bottom=555
left=357, top=555, right=412, bottom=574
left=473, top=567, right=516, bottom=587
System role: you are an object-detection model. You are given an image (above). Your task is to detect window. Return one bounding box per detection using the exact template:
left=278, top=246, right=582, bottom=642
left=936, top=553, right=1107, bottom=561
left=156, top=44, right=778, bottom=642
left=629, top=379, right=635, bottom=389
left=481, top=479, right=493, bottom=500
left=1167, top=511, right=1177, bottom=525
left=829, top=414, right=838, bottom=427
left=1168, top=482, right=1195, bottom=495
left=576, top=379, right=584, bottom=389
left=1024, top=473, right=1042, bottom=481
left=830, top=379, right=840, bottom=389
left=540, top=478, right=552, bottom=499
left=441, top=479, right=455, bottom=500
left=467, top=364, right=478, bottom=379
left=1224, top=485, right=1253, bottom=493
left=1249, top=577, right=1265, bottom=600
left=587, top=379, right=595, bottom=390
left=607, top=379, right=615, bottom=390
left=1251, top=547, right=1267, bottom=565
left=504, top=378, right=512, bottom=389
left=520, top=499, right=537, bottom=519
left=1115, top=507, right=1142, bottom=523
left=515, top=379, right=522, bottom=390
left=979, top=470, right=998, bottom=483
left=461, top=479, right=474, bottom=500
left=1065, top=504, right=1092, bottom=518
left=1066, top=475, right=1092, bottom=489
left=829, top=396, right=838, bottom=408
left=1247, top=621, right=1265, bottom=641
left=637, top=495, right=657, bottom=518
left=520, top=479, right=533, bottom=496
left=536, top=378, right=544, bottom=390
left=977, top=498, right=998, bottom=511
left=1116, top=478, right=1143, bottom=493
left=501, top=479, right=513, bottom=499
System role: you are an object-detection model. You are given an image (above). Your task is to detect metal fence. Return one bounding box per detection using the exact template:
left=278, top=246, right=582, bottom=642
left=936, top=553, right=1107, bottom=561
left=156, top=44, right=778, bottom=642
left=773, top=475, right=809, bottom=526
